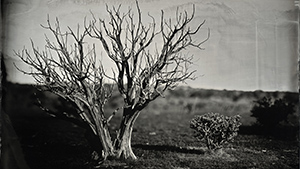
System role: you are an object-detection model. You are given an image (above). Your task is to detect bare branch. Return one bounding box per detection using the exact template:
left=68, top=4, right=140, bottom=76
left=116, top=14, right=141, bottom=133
left=15, top=15, right=115, bottom=139
left=88, top=2, right=208, bottom=111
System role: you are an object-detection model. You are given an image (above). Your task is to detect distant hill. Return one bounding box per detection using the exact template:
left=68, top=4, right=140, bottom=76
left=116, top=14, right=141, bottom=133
left=2, top=82, right=299, bottom=126
left=167, top=85, right=299, bottom=103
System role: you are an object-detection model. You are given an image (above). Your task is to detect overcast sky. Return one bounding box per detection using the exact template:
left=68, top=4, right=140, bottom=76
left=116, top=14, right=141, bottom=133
left=2, top=0, right=299, bottom=92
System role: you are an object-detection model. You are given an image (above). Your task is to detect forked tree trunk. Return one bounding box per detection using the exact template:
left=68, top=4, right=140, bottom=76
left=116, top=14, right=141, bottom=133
left=85, top=108, right=140, bottom=161
left=115, top=108, right=140, bottom=159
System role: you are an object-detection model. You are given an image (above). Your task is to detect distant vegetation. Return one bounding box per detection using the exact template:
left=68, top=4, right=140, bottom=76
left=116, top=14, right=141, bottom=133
left=251, top=97, right=295, bottom=127
left=3, top=82, right=299, bottom=127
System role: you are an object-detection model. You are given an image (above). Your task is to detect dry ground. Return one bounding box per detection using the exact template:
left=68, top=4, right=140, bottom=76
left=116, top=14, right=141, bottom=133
left=3, top=83, right=299, bottom=169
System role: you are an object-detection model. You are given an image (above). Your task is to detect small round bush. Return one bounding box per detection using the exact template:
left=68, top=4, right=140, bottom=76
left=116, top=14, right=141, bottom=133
left=251, top=97, right=295, bottom=127
left=190, top=112, right=241, bottom=151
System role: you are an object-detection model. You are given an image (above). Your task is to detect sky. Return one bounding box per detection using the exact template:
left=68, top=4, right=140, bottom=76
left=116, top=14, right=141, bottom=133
left=2, top=0, right=299, bottom=92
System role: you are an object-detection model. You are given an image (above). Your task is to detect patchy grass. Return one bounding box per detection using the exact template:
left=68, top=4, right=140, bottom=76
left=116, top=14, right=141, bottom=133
left=11, top=110, right=298, bottom=169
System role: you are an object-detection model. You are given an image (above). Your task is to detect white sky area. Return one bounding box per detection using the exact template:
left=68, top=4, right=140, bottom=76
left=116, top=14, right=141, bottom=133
left=2, top=0, right=299, bottom=92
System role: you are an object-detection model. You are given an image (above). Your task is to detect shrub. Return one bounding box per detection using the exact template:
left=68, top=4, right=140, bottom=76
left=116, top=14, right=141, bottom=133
left=251, top=97, right=295, bottom=127
left=190, top=112, right=241, bottom=151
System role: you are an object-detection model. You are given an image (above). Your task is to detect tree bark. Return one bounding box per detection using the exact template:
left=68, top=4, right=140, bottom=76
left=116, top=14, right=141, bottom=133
left=115, top=108, right=140, bottom=159
left=83, top=106, right=141, bottom=161
left=96, top=123, right=115, bottom=160
left=84, top=122, right=114, bottom=161
left=85, top=110, right=140, bottom=161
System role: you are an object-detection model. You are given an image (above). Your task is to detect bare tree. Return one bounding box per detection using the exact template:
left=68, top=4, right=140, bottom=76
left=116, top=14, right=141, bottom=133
left=15, top=17, right=116, bottom=160
left=15, top=1, right=209, bottom=162
left=87, top=1, right=209, bottom=159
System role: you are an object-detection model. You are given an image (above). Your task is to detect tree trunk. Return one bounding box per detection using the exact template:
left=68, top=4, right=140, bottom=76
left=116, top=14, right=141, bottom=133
left=84, top=122, right=115, bottom=161
left=84, top=108, right=140, bottom=161
left=115, top=108, right=140, bottom=159
left=97, top=122, right=115, bottom=159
